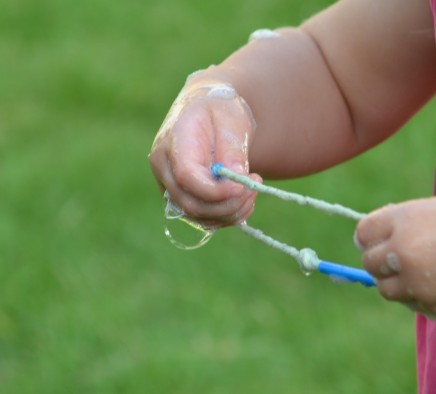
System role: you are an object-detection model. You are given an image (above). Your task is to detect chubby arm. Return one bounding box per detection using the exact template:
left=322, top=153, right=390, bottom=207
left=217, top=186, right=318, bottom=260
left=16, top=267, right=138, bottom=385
left=149, top=0, right=436, bottom=226
left=301, top=0, right=436, bottom=164
left=217, top=0, right=436, bottom=177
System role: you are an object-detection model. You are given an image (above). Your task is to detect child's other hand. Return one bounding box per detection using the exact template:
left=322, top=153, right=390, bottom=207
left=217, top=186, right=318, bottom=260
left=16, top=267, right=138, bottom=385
left=355, top=199, right=436, bottom=319
left=148, top=82, right=261, bottom=228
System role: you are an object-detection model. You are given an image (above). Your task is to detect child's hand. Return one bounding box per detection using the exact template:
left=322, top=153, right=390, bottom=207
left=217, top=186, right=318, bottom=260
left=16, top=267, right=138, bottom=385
left=148, top=82, right=261, bottom=228
left=355, top=198, right=436, bottom=319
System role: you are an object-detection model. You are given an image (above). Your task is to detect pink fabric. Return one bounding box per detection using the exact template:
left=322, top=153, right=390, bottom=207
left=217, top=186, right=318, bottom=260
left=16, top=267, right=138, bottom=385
left=417, top=314, right=436, bottom=394
left=416, top=165, right=436, bottom=394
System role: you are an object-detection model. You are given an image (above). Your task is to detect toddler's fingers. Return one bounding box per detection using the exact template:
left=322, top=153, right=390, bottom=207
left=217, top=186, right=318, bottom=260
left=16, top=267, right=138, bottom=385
left=171, top=159, right=245, bottom=202
left=355, top=205, right=395, bottom=249
left=164, top=180, right=255, bottom=221
left=169, top=98, right=251, bottom=202
left=232, top=189, right=257, bottom=224
left=362, top=242, right=402, bottom=279
left=150, top=82, right=258, bottom=225
left=191, top=190, right=257, bottom=228
left=209, top=96, right=255, bottom=177
left=378, top=278, right=436, bottom=318
left=150, top=146, right=231, bottom=204
left=376, top=276, right=413, bottom=303
left=406, top=301, right=436, bottom=320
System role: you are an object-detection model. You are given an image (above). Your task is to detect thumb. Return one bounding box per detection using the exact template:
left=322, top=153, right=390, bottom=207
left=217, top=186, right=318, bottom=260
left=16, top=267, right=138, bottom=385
left=209, top=95, right=256, bottom=176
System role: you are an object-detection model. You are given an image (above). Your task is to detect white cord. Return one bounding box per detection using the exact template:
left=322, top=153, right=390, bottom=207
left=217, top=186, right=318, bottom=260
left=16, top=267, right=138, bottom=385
left=215, top=166, right=366, bottom=221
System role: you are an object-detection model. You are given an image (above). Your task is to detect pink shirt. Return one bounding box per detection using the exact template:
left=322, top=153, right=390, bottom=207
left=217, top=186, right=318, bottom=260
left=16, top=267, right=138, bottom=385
left=417, top=314, right=436, bottom=394
left=416, top=50, right=436, bottom=388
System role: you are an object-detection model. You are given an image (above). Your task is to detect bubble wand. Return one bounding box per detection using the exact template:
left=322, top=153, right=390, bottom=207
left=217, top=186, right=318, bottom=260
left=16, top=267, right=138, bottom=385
left=212, top=163, right=375, bottom=287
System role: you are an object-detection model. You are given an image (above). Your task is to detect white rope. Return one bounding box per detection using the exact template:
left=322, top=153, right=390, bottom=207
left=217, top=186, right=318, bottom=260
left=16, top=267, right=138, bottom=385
left=165, top=164, right=367, bottom=274
left=215, top=166, right=366, bottom=221
left=211, top=164, right=367, bottom=273
left=238, top=222, right=319, bottom=273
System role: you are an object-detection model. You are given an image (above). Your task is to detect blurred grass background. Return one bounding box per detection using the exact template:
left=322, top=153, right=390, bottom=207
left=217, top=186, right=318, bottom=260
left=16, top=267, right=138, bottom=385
left=0, top=0, right=435, bottom=392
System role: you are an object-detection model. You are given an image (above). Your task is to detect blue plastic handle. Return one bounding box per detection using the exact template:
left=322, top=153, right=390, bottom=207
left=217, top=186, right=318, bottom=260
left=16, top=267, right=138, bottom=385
left=318, top=261, right=376, bottom=287
left=211, top=163, right=224, bottom=179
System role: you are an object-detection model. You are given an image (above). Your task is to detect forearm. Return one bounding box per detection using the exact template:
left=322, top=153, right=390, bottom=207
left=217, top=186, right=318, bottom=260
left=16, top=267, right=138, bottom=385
left=303, top=0, right=436, bottom=150
left=186, top=28, right=358, bottom=179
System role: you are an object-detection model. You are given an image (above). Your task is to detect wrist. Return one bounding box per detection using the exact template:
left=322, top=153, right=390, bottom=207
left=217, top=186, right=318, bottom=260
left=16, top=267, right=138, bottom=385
left=180, top=71, right=257, bottom=132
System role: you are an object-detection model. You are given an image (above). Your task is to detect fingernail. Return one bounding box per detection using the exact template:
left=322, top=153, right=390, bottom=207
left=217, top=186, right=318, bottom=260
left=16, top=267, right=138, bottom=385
left=229, top=162, right=246, bottom=174
left=379, top=264, right=390, bottom=276
left=353, top=231, right=365, bottom=252
left=386, top=252, right=401, bottom=273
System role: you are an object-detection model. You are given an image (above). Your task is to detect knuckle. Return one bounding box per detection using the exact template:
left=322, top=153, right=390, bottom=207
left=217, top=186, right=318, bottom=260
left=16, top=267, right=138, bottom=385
left=178, top=196, right=200, bottom=218
left=362, top=250, right=378, bottom=273
left=355, top=220, right=375, bottom=248
left=379, top=287, right=398, bottom=301
left=148, top=153, right=160, bottom=173
left=172, top=162, right=191, bottom=186
left=378, top=279, right=402, bottom=301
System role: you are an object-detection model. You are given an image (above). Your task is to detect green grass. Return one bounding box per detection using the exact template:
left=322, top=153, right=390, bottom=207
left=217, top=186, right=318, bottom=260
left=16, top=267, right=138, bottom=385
left=0, top=0, right=435, bottom=392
